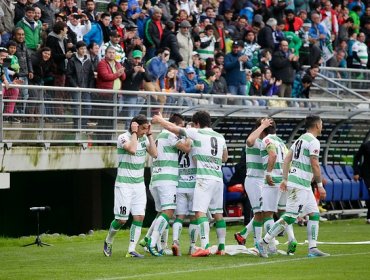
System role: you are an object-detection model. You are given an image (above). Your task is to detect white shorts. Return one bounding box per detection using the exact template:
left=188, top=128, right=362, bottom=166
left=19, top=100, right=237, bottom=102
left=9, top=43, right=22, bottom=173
left=261, top=186, right=283, bottom=212
left=150, top=184, right=177, bottom=211
left=244, top=176, right=263, bottom=213
left=192, top=178, right=223, bottom=214
left=284, top=187, right=319, bottom=218
left=114, top=183, right=146, bottom=220
left=175, top=192, right=195, bottom=216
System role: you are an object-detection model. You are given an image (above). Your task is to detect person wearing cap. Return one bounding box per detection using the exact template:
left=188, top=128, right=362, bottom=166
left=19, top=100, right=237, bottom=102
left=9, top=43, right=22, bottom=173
left=257, top=18, right=277, bottom=51
left=143, top=6, right=163, bottom=60
left=66, top=41, right=95, bottom=128
left=67, top=12, right=92, bottom=42
left=177, top=20, right=193, bottom=67
left=121, top=49, right=148, bottom=127
left=99, top=30, right=126, bottom=64
left=15, top=6, right=43, bottom=55
left=159, top=21, right=183, bottom=65
left=180, top=66, right=205, bottom=105
left=224, top=40, right=252, bottom=105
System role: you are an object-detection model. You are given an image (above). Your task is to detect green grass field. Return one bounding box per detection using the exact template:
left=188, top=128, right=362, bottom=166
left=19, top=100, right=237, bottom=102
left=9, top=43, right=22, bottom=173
left=1, top=219, right=370, bottom=280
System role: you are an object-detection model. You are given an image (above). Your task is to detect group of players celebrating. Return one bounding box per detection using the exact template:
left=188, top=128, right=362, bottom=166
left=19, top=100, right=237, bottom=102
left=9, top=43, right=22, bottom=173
left=103, top=111, right=329, bottom=259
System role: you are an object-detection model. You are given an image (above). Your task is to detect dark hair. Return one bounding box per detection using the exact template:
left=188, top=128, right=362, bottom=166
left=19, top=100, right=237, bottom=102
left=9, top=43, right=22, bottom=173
left=205, top=24, right=214, bottom=31
left=100, top=12, right=111, bottom=19
left=169, top=113, right=185, bottom=125
left=107, top=2, right=118, bottom=10
left=129, top=114, right=149, bottom=132
left=302, top=74, right=313, bottom=84
left=85, top=0, right=95, bottom=4
left=305, top=115, right=321, bottom=129
left=53, top=21, right=67, bottom=34
left=206, top=70, right=216, bottom=79
left=165, top=21, right=175, bottom=30
left=6, top=40, right=17, bottom=48
left=156, top=47, right=170, bottom=55
left=252, top=72, right=262, bottom=79
left=88, top=42, right=98, bottom=50
left=76, top=41, right=87, bottom=49
left=40, top=46, right=51, bottom=53
left=345, top=17, right=354, bottom=24
left=25, top=6, right=35, bottom=12
left=263, top=117, right=276, bottom=135
left=192, top=111, right=211, bottom=128
left=111, top=12, right=123, bottom=19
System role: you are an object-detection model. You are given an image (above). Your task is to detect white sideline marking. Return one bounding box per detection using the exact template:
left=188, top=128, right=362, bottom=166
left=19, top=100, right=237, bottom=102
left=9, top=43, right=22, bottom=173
left=95, top=251, right=370, bottom=280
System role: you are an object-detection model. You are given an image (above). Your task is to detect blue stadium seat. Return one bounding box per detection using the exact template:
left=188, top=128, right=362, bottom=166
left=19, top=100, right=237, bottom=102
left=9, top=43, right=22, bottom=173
left=222, top=166, right=235, bottom=184
left=320, top=166, right=333, bottom=203
left=324, top=165, right=343, bottom=208
left=344, top=165, right=368, bottom=201
left=333, top=165, right=352, bottom=201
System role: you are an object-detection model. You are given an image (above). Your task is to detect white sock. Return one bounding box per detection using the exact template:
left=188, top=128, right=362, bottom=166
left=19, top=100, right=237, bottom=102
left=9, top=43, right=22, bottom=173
left=150, top=214, right=169, bottom=248
left=128, top=221, right=142, bottom=252
left=161, top=225, right=169, bottom=249
left=189, top=222, right=199, bottom=248
left=240, top=218, right=254, bottom=239
left=286, top=224, right=296, bottom=242
left=105, top=228, right=119, bottom=244
left=199, top=218, right=210, bottom=249
left=264, top=218, right=276, bottom=246
left=307, top=220, right=319, bottom=249
left=173, top=220, right=183, bottom=242
left=145, top=218, right=156, bottom=238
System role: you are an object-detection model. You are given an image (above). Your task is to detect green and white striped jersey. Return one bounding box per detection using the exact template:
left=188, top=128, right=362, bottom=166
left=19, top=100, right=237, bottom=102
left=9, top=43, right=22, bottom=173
left=288, top=132, right=320, bottom=190
left=178, top=142, right=196, bottom=193
left=115, top=131, right=149, bottom=186
left=185, top=127, right=227, bottom=182
left=246, top=138, right=264, bottom=178
left=261, top=134, right=287, bottom=184
left=151, top=129, right=181, bottom=186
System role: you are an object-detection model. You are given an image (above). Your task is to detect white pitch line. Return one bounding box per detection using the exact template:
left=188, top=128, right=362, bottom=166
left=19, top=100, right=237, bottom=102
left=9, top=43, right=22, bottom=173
left=95, top=251, right=370, bottom=280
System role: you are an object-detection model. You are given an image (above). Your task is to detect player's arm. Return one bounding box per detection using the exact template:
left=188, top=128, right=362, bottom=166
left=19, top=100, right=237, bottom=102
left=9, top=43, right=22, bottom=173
left=146, top=124, right=158, bottom=158
left=280, top=150, right=293, bottom=192
left=310, top=155, right=326, bottom=200
left=246, top=118, right=273, bottom=147
left=152, top=112, right=184, bottom=136
left=123, top=122, right=139, bottom=154
left=222, top=147, right=228, bottom=163
left=266, top=143, right=277, bottom=186
left=176, top=138, right=192, bottom=154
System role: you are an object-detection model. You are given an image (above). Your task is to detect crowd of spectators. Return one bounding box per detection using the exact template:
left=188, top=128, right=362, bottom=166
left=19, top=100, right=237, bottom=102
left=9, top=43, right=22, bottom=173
left=1, top=0, right=370, bottom=124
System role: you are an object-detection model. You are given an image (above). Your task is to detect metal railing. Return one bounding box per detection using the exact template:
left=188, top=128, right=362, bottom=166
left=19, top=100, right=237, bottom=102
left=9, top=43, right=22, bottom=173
left=1, top=68, right=369, bottom=148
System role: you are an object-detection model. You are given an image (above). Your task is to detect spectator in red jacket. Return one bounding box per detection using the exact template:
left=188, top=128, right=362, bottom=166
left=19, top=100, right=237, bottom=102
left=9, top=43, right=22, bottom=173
left=96, top=46, right=126, bottom=140
left=285, top=9, right=303, bottom=32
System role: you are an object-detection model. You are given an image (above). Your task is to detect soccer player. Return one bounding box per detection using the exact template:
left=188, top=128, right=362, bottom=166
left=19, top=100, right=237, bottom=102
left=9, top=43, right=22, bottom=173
left=259, top=118, right=294, bottom=254
left=145, top=113, right=191, bottom=256
left=234, top=118, right=273, bottom=247
left=103, top=115, right=157, bottom=258
left=256, top=115, right=330, bottom=258
left=172, top=122, right=198, bottom=256
left=152, top=111, right=228, bottom=257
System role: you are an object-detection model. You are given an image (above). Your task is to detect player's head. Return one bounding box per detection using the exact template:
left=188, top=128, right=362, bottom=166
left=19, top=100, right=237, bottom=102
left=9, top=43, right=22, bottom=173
left=262, top=117, right=276, bottom=136
left=130, top=114, right=150, bottom=137
left=169, top=113, right=185, bottom=127
left=305, top=115, right=322, bottom=135
left=191, top=111, right=211, bottom=128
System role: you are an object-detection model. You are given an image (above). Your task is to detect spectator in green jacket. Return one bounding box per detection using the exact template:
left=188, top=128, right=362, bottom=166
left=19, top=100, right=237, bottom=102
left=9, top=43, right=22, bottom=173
left=15, top=6, right=42, bottom=55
